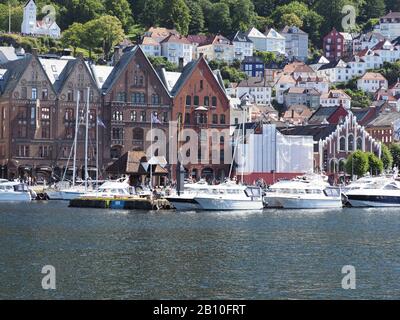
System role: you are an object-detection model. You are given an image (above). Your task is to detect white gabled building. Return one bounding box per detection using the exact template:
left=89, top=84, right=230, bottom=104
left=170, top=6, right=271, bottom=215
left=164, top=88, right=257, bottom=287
left=232, top=31, right=254, bottom=61
left=21, top=0, right=61, bottom=38
left=236, top=77, right=272, bottom=105
left=320, top=90, right=352, bottom=109
left=245, top=27, right=268, bottom=52
left=375, top=11, right=400, bottom=40
left=265, top=28, right=286, bottom=55
left=316, top=59, right=352, bottom=83
left=357, top=72, right=388, bottom=93
left=160, top=34, right=193, bottom=66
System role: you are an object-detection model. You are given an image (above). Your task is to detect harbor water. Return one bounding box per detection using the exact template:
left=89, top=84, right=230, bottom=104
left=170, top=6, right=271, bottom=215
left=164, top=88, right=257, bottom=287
left=1, top=201, right=400, bottom=299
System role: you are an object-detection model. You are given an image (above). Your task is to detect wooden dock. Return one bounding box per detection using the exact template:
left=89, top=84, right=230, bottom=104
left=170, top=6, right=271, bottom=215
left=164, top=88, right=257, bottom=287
left=69, top=197, right=172, bottom=210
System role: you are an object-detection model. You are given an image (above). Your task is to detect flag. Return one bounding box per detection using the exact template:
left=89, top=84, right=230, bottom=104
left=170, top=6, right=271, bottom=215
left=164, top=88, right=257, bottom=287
left=97, top=116, right=106, bottom=128
left=151, top=112, right=162, bottom=124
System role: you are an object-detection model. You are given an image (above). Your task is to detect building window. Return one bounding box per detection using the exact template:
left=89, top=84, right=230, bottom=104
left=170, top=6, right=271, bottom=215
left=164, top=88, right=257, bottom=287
left=31, top=88, right=37, bottom=100
left=140, top=111, right=146, bottom=122
left=112, top=110, right=123, bottom=121
left=186, top=95, right=191, bottom=106
left=133, top=128, right=144, bottom=140
left=17, top=145, right=29, bottom=157
left=42, top=89, right=48, bottom=100
left=41, top=107, right=50, bottom=120
left=162, top=112, right=168, bottom=123
left=132, top=92, right=145, bottom=104
left=112, top=128, right=123, bottom=140
left=151, top=94, right=160, bottom=105
left=212, top=96, right=217, bottom=107
left=348, top=135, right=354, bottom=151
left=212, top=114, right=218, bottom=124
left=41, top=121, right=50, bottom=139
left=200, top=80, right=203, bottom=90
left=194, top=96, right=199, bottom=106
left=204, top=96, right=209, bottom=106
left=65, top=108, right=74, bottom=121
left=39, top=146, right=49, bottom=158
left=117, top=92, right=126, bottom=102
left=130, top=111, right=137, bottom=122
left=220, top=114, right=226, bottom=124
left=339, top=137, right=346, bottom=151
left=67, top=90, right=74, bottom=101
left=21, top=87, right=27, bottom=99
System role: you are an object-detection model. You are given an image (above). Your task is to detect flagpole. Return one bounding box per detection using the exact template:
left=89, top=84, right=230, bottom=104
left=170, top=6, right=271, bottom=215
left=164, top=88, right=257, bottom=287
left=96, top=99, right=99, bottom=190
left=150, top=112, right=153, bottom=191
left=84, top=87, right=89, bottom=192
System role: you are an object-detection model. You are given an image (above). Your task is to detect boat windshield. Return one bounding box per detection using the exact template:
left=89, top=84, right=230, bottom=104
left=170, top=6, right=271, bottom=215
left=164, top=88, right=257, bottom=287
left=245, top=187, right=261, bottom=198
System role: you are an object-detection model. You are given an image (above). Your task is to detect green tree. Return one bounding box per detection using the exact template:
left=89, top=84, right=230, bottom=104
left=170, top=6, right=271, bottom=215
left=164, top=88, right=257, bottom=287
left=0, top=1, right=23, bottom=33
left=345, top=150, right=370, bottom=177
left=140, top=0, right=164, bottom=27
left=186, top=0, right=205, bottom=34
left=61, top=22, right=85, bottom=55
left=220, top=65, right=247, bottom=83
left=381, top=144, right=393, bottom=170
left=229, top=0, right=257, bottom=32
left=164, top=0, right=191, bottom=35
left=344, top=89, right=372, bottom=108
left=205, top=2, right=231, bottom=34
left=389, top=143, right=400, bottom=168
left=55, top=0, right=105, bottom=29
left=104, top=0, right=134, bottom=32
left=367, top=152, right=384, bottom=175
left=385, top=0, right=400, bottom=11
left=83, top=15, right=125, bottom=59
left=360, top=0, right=386, bottom=22
left=377, top=61, right=400, bottom=86
left=281, top=13, right=303, bottom=28
left=148, top=56, right=179, bottom=71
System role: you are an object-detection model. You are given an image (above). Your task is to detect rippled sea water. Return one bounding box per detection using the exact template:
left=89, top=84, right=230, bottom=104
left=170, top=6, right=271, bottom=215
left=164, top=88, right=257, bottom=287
left=1, top=201, right=400, bottom=299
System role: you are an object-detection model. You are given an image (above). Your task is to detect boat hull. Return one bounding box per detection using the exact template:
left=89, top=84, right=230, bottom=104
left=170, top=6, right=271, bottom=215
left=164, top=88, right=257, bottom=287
left=0, top=192, right=31, bottom=202
left=270, top=196, right=342, bottom=209
left=60, top=191, right=84, bottom=200
left=194, top=197, right=264, bottom=211
left=166, top=197, right=202, bottom=211
left=347, top=195, right=400, bottom=207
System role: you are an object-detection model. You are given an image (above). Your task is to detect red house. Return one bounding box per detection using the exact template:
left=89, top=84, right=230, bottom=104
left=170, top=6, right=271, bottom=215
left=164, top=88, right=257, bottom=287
left=323, top=28, right=352, bottom=61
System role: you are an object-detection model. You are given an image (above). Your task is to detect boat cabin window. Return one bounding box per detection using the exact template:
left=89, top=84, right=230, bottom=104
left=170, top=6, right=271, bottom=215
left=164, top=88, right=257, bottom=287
left=324, top=187, right=340, bottom=197
left=14, top=184, right=28, bottom=192
left=384, top=183, right=400, bottom=190
left=245, top=187, right=261, bottom=198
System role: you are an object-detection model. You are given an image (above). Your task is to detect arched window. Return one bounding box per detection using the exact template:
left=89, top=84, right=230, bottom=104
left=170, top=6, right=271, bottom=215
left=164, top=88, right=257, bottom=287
left=186, top=95, right=191, bottom=106
left=212, top=96, right=217, bottom=107
left=339, top=137, right=346, bottom=151
left=330, top=159, right=338, bottom=173
left=348, top=134, right=354, bottom=151
left=357, top=137, right=363, bottom=150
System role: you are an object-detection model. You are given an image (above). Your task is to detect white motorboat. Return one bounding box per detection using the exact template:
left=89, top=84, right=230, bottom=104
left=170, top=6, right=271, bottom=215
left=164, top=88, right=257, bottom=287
left=345, top=176, right=400, bottom=207
left=187, top=180, right=263, bottom=211
left=264, top=175, right=342, bottom=209
left=0, top=181, right=33, bottom=202
left=78, top=179, right=135, bottom=199
left=165, top=180, right=209, bottom=210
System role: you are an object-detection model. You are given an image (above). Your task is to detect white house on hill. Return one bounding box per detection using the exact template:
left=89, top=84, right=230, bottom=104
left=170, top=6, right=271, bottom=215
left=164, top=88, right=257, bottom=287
left=21, top=0, right=61, bottom=38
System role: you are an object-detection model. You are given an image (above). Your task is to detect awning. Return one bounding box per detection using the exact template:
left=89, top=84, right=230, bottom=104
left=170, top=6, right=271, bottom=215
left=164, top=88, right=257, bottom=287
left=195, top=106, right=208, bottom=111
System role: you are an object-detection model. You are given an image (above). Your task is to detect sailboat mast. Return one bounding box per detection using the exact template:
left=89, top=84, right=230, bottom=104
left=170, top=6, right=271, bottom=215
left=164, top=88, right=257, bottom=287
left=84, top=87, right=90, bottom=191
left=96, top=98, right=99, bottom=190
left=72, top=90, right=80, bottom=187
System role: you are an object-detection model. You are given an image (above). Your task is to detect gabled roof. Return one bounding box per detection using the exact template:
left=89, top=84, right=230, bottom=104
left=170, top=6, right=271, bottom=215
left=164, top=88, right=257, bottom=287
left=167, top=56, right=228, bottom=101
left=380, top=12, right=400, bottom=19
left=278, top=124, right=337, bottom=144
left=265, top=28, right=285, bottom=40
left=187, top=35, right=210, bottom=46
left=232, top=31, right=252, bottom=43
left=367, top=112, right=400, bottom=128
left=160, top=34, right=191, bottom=45
left=308, top=105, right=347, bottom=124
left=245, top=27, right=267, bottom=39
left=102, top=46, right=171, bottom=96
left=237, top=77, right=270, bottom=88
left=280, top=26, right=307, bottom=35
left=359, top=72, right=387, bottom=81
left=0, top=54, right=32, bottom=95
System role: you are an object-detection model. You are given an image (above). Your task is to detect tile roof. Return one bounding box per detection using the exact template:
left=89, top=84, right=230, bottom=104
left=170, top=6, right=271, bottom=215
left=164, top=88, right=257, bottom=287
left=280, top=26, right=307, bottom=35
left=360, top=72, right=387, bottom=81
left=160, top=34, right=191, bottom=45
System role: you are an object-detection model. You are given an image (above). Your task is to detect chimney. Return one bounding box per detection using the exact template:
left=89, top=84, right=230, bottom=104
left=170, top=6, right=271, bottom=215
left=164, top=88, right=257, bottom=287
left=113, top=46, right=122, bottom=66
left=178, top=57, right=184, bottom=71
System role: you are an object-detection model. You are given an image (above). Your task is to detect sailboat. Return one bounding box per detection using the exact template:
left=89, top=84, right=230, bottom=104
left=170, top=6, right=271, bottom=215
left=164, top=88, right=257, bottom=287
left=59, top=87, right=96, bottom=200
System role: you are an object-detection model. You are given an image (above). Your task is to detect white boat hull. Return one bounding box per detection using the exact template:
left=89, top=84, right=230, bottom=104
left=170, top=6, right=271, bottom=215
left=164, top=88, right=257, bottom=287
left=194, top=197, right=264, bottom=211
left=270, top=196, right=342, bottom=209
left=0, top=192, right=31, bottom=202
left=46, top=191, right=63, bottom=200
left=60, top=191, right=85, bottom=200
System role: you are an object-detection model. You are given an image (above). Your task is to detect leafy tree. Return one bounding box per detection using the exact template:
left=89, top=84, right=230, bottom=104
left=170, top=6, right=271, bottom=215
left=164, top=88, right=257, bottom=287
left=205, top=2, right=232, bottom=34
left=148, top=56, right=179, bottom=71
left=360, top=0, right=386, bottom=23
left=389, top=144, right=400, bottom=168
left=385, top=0, right=400, bottom=11
left=55, top=0, right=105, bottom=29
left=164, top=0, right=191, bottom=35
left=345, top=150, right=369, bottom=177
left=376, top=61, right=400, bottom=86
left=83, top=15, right=125, bottom=59
left=229, top=0, right=257, bottom=32
left=381, top=144, right=393, bottom=170
left=344, top=89, right=372, bottom=108
left=367, top=152, right=384, bottom=175
left=61, top=22, right=85, bottom=55
left=103, top=0, right=134, bottom=32
left=0, top=1, right=23, bottom=32
left=220, top=65, right=247, bottom=83
left=281, top=13, right=303, bottom=28
left=140, top=0, right=164, bottom=27
left=186, top=0, right=205, bottom=34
